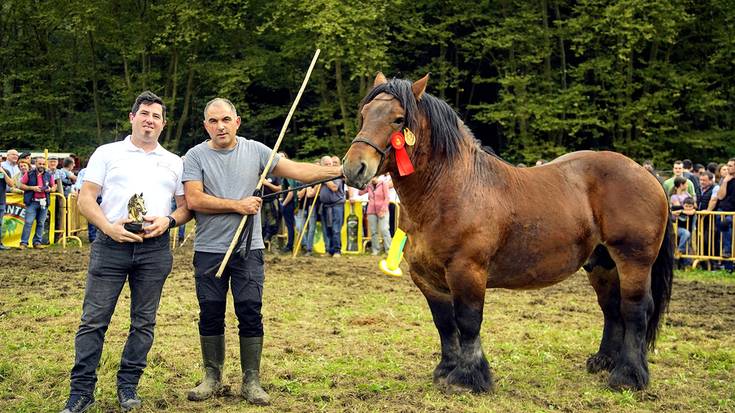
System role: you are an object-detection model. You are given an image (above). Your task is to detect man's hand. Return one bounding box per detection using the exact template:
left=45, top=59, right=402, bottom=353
left=31, top=185, right=42, bottom=192
left=142, top=215, right=170, bottom=239
left=235, top=196, right=262, bottom=215
left=724, top=174, right=733, bottom=184
left=104, top=218, right=144, bottom=243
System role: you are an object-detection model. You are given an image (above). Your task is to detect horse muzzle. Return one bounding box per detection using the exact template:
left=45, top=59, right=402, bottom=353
left=342, top=158, right=375, bottom=189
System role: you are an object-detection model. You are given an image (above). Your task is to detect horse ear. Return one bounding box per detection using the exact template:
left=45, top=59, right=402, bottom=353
left=412, top=73, right=430, bottom=101
left=373, top=72, right=388, bottom=88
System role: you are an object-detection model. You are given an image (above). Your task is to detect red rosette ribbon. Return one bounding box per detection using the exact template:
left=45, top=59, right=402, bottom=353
left=391, top=131, right=414, bottom=176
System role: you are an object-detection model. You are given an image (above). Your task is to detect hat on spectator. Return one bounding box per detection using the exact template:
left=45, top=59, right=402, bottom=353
left=19, top=152, right=31, bottom=158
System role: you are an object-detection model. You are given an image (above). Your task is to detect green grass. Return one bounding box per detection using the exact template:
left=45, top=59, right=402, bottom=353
left=0, top=247, right=733, bottom=412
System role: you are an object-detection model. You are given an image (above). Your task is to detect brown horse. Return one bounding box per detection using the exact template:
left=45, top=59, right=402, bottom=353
left=342, top=73, right=674, bottom=393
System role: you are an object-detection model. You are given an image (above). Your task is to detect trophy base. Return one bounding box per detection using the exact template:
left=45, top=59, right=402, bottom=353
left=124, top=222, right=144, bottom=233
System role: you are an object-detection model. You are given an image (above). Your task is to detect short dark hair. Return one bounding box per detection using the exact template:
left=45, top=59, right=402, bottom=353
left=63, top=157, right=75, bottom=168
left=694, top=163, right=704, bottom=171
left=131, top=91, right=166, bottom=119
left=682, top=159, right=693, bottom=169
left=707, top=162, right=718, bottom=174
left=701, top=171, right=714, bottom=181
left=683, top=197, right=695, bottom=206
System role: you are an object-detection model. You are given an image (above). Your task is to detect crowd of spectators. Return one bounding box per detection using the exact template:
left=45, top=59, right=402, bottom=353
left=645, top=158, right=735, bottom=271
left=264, top=153, right=398, bottom=257
left=1, top=149, right=79, bottom=249
left=5, top=149, right=733, bottom=271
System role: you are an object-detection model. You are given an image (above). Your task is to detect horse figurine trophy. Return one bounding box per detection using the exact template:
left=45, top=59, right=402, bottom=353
left=124, top=193, right=147, bottom=233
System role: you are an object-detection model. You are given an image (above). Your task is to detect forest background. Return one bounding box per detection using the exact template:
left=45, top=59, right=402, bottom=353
left=1, top=0, right=733, bottom=167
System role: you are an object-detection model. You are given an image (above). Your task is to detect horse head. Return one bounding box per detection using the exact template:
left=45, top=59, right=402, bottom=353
left=343, top=72, right=429, bottom=189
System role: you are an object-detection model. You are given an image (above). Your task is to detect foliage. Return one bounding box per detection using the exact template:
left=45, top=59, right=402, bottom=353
left=0, top=0, right=733, bottom=165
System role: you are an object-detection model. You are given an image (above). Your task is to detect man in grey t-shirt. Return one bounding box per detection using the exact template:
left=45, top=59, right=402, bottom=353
left=183, top=98, right=342, bottom=406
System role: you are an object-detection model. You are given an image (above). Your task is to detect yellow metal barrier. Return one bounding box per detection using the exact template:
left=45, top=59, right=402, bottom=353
left=673, top=210, right=735, bottom=269
left=63, top=193, right=84, bottom=247
left=48, top=192, right=64, bottom=246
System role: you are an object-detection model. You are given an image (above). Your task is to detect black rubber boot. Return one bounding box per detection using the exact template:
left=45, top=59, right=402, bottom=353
left=187, top=335, right=225, bottom=401
left=240, top=336, right=270, bottom=405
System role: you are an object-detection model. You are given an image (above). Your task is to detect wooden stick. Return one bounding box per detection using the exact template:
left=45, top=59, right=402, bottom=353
left=292, top=184, right=322, bottom=258
left=215, top=49, right=321, bottom=277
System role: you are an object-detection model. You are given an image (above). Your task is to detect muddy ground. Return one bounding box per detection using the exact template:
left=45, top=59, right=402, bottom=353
left=1, top=245, right=734, bottom=412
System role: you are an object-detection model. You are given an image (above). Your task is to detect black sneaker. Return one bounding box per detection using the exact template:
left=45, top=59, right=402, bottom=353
left=117, top=387, right=142, bottom=411
left=60, top=394, right=94, bottom=413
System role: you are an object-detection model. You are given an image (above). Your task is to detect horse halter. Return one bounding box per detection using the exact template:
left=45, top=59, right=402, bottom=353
left=349, top=135, right=393, bottom=173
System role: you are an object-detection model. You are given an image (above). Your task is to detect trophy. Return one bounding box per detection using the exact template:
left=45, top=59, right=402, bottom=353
left=124, top=193, right=147, bottom=233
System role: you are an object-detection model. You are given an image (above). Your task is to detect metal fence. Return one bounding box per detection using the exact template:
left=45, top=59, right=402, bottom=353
left=673, top=210, right=735, bottom=269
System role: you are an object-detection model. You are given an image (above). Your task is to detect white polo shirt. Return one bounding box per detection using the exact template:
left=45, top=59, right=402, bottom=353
left=84, top=135, right=184, bottom=223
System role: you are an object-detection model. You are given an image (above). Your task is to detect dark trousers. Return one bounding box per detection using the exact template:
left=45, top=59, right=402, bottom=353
left=194, top=249, right=265, bottom=337
left=320, top=203, right=344, bottom=255
left=69, top=232, right=172, bottom=396
left=261, top=200, right=280, bottom=242
left=280, top=201, right=295, bottom=250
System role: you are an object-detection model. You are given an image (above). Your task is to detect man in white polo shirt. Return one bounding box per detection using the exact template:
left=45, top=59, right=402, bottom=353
left=60, top=91, right=191, bottom=413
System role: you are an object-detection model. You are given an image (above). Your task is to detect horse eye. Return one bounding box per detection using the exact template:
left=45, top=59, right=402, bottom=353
left=393, top=117, right=404, bottom=124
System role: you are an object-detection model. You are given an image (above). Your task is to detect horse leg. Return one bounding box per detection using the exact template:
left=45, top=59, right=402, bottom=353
left=584, top=246, right=624, bottom=373
left=444, top=263, right=493, bottom=393
left=607, top=261, right=654, bottom=390
left=425, top=297, right=460, bottom=387
left=411, top=274, right=461, bottom=388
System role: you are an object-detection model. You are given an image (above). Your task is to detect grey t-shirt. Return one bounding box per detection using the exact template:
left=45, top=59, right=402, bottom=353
left=183, top=136, right=280, bottom=253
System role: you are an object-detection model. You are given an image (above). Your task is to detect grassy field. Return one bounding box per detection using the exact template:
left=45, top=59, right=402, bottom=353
left=0, top=245, right=733, bottom=412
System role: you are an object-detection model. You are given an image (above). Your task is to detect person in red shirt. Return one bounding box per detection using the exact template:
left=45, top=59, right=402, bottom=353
left=17, top=157, right=56, bottom=248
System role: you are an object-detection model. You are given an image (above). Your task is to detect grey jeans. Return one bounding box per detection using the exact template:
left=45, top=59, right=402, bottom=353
left=69, top=232, right=173, bottom=396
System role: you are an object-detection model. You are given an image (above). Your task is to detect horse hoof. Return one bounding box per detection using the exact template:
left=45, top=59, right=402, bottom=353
left=433, top=362, right=456, bottom=387
left=586, top=353, right=615, bottom=373
left=444, top=361, right=494, bottom=393
left=608, top=363, right=649, bottom=391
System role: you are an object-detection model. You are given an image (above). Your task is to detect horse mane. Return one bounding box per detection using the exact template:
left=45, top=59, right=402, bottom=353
left=359, top=78, right=465, bottom=160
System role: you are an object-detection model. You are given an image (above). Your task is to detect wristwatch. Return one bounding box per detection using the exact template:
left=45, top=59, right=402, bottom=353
left=166, top=215, right=177, bottom=229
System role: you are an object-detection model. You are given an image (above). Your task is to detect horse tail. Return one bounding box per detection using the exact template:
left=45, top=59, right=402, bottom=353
left=647, top=216, right=675, bottom=349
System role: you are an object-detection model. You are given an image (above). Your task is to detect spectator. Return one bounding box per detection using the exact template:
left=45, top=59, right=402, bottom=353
left=706, top=162, right=718, bottom=175
left=642, top=160, right=665, bottom=185
left=672, top=197, right=696, bottom=263
left=698, top=171, right=718, bottom=258
left=717, top=164, right=729, bottom=185
left=663, top=160, right=696, bottom=202
left=699, top=172, right=718, bottom=211
left=2, top=149, right=20, bottom=191
left=682, top=159, right=702, bottom=201
left=319, top=155, right=345, bottom=257
left=359, top=175, right=392, bottom=255
left=278, top=152, right=296, bottom=253
left=19, top=152, right=31, bottom=167
left=60, top=157, right=78, bottom=197
left=714, top=158, right=735, bottom=271
left=261, top=174, right=281, bottom=246
left=669, top=176, right=691, bottom=207
left=694, top=163, right=705, bottom=176
left=17, top=157, right=56, bottom=249
left=73, top=166, right=101, bottom=242
left=0, top=164, right=14, bottom=249
left=10, top=160, right=30, bottom=194
left=296, top=162, right=320, bottom=256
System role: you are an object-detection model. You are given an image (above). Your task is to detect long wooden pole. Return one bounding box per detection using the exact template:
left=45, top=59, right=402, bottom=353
left=215, top=49, right=321, bottom=277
